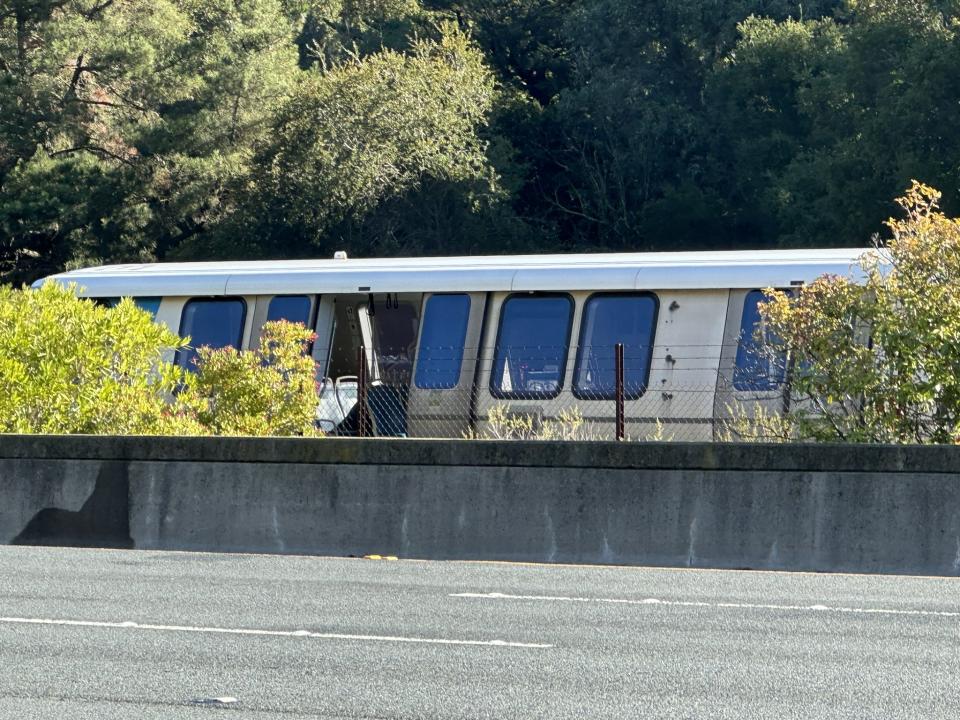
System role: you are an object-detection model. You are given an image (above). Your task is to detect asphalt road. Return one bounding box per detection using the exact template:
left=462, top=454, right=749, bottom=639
left=0, top=547, right=957, bottom=719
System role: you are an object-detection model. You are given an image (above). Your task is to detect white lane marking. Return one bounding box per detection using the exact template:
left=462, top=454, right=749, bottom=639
left=450, top=592, right=960, bottom=618
left=0, top=616, right=552, bottom=649
left=191, top=697, right=239, bottom=706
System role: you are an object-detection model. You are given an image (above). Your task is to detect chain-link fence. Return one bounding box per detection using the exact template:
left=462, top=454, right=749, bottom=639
left=312, top=342, right=790, bottom=442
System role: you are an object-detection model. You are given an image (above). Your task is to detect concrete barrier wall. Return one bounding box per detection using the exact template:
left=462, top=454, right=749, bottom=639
left=1, top=436, right=959, bottom=575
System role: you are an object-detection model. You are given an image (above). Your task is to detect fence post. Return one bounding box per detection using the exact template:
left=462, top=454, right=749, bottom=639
left=357, top=346, right=369, bottom=438
left=615, top=342, right=625, bottom=441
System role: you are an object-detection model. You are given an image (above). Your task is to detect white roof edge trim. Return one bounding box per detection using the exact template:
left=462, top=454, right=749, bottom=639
left=34, top=249, right=874, bottom=297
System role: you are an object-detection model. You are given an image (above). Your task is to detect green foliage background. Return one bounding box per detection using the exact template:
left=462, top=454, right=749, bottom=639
left=4, top=0, right=960, bottom=282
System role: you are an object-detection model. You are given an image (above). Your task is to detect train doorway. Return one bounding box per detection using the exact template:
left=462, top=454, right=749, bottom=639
left=313, top=292, right=422, bottom=435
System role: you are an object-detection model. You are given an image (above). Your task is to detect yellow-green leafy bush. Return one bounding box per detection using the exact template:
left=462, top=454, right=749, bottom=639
left=0, top=284, right=321, bottom=436
left=179, top=320, right=320, bottom=436
left=760, top=182, right=960, bottom=443
left=0, top=283, right=189, bottom=434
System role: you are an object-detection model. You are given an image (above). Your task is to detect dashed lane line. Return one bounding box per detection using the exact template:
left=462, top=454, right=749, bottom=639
left=0, top=616, right=553, bottom=649
left=450, top=592, right=960, bottom=618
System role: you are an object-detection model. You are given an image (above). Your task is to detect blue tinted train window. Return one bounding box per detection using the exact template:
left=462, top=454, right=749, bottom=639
left=177, top=298, right=246, bottom=371
left=415, top=294, right=471, bottom=390
left=132, top=297, right=161, bottom=318
left=734, top=290, right=786, bottom=391
left=574, top=293, right=657, bottom=400
left=491, top=295, right=573, bottom=399
left=96, top=297, right=161, bottom=319
left=267, top=295, right=312, bottom=326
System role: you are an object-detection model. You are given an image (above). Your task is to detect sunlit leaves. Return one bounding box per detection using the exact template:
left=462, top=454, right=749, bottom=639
left=0, top=285, right=322, bottom=436
left=251, top=24, right=499, bottom=238
left=180, top=320, right=320, bottom=436
left=0, top=283, right=188, bottom=434
left=761, top=181, right=960, bottom=443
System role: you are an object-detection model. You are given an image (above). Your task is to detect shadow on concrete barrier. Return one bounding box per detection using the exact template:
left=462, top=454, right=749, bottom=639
left=1, top=435, right=959, bottom=576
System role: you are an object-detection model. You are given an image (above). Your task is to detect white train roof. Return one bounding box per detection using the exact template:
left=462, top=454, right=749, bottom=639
left=35, top=248, right=873, bottom=297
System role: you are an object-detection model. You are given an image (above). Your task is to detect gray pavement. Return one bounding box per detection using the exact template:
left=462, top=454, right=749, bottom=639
left=0, top=546, right=957, bottom=719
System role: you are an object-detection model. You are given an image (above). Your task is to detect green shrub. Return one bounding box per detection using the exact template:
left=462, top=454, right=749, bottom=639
left=0, top=285, right=322, bottom=436
left=177, top=320, right=320, bottom=437
left=760, top=182, right=960, bottom=443
left=0, top=283, right=189, bottom=434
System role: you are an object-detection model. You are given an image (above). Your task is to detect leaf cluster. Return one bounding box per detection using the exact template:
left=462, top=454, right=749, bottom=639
left=0, top=282, right=188, bottom=434
left=0, top=284, right=322, bottom=437
left=241, top=24, right=499, bottom=247
left=760, top=181, right=960, bottom=443
left=180, top=320, right=322, bottom=436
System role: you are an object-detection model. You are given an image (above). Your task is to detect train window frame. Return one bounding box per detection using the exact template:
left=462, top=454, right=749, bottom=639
left=572, top=292, right=659, bottom=401
left=733, top=289, right=787, bottom=391
left=489, top=292, right=575, bottom=400
left=414, top=293, right=472, bottom=390
left=266, top=294, right=314, bottom=327
left=266, top=294, right=317, bottom=355
left=176, top=297, right=247, bottom=371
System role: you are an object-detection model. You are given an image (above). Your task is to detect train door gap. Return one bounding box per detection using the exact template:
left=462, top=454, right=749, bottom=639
left=315, top=293, right=422, bottom=436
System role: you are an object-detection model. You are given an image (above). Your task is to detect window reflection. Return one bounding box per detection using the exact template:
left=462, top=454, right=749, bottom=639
left=574, top=294, right=657, bottom=399
left=177, top=298, right=246, bottom=371
left=415, top=294, right=471, bottom=390
left=491, top=295, right=573, bottom=399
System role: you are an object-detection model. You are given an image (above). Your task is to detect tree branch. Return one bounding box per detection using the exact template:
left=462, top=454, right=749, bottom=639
left=63, top=53, right=85, bottom=103
left=83, top=0, right=116, bottom=19
left=49, top=144, right=137, bottom=166
left=69, top=97, right=128, bottom=108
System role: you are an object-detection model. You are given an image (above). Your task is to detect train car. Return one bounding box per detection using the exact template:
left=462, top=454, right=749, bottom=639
left=35, top=248, right=869, bottom=440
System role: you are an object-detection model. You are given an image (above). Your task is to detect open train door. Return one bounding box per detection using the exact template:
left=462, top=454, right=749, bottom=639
left=311, top=293, right=380, bottom=435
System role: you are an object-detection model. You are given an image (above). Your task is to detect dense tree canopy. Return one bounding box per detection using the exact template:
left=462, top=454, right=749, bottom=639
left=3, top=0, right=960, bottom=283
